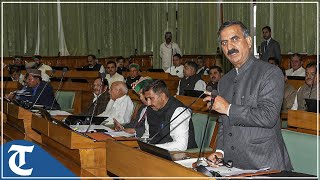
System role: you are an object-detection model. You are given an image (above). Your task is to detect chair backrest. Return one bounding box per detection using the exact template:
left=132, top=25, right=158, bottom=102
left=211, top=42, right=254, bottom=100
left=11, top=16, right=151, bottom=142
left=185, top=113, right=217, bottom=153
left=281, top=129, right=317, bottom=176
left=55, top=91, right=76, bottom=113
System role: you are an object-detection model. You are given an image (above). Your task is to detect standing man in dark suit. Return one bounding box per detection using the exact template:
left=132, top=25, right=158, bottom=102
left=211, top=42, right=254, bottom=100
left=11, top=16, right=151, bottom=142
left=205, top=21, right=292, bottom=171
left=260, top=26, right=281, bottom=63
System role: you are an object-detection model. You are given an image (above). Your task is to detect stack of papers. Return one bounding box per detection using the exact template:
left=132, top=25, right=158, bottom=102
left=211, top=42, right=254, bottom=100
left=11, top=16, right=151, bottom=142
left=104, top=131, right=135, bottom=137
left=175, top=158, right=270, bottom=177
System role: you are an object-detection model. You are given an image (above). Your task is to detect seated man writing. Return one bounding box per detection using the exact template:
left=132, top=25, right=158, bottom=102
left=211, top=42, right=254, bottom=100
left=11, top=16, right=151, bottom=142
left=114, top=77, right=152, bottom=137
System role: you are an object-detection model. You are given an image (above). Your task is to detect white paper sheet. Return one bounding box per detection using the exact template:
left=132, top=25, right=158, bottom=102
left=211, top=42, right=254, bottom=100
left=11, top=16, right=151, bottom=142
left=70, top=125, right=114, bottom=133
left=104, top=131, right=135, bottom=137
left=48, top=110, right=72, bottom=116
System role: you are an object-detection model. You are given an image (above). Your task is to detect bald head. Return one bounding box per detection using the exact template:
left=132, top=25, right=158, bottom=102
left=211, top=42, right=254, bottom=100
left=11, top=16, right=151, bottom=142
left=109, top=81, right=128, bottom=100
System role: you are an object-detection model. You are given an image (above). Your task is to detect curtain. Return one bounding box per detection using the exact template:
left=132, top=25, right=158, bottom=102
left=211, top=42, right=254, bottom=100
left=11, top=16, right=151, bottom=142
left=2, top=1, right=317, bottom=66
left=256, top=1, right=317, bottom=55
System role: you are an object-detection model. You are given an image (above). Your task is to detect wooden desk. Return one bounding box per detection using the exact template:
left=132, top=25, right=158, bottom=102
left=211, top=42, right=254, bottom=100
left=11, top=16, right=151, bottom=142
left=31, top=114, right=107, bottom=176
left=2, top=101, right=42, bottom=143
left=106, top=140, right=207, bottom=178
left=123, top=72, right=178, bottom=80
left=287, top=110, right=318, bottom=135
left=47, top=70, right=100, bottom=79
left=175, top=95, right=208, bottom=113
left=287, top=79, right=304, bottom=90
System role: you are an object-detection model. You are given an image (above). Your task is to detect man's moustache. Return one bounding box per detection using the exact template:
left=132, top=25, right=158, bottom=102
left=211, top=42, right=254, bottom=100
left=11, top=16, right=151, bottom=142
left=227, top=49, right=239, bottom=55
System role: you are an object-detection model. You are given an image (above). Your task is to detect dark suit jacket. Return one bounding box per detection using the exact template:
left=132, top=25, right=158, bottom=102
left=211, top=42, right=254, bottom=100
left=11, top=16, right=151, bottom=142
left=17, top=81, right=60, bottom=110
left=217, top=55, right=292, bottom=170
left=80, top=91, right=110, bottom=116
left=260, top=38, right=281, bottom=63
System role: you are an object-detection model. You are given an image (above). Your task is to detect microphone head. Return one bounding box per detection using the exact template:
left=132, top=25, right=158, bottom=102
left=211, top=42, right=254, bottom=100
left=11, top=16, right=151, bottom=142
left=100, top=72, right=106, bottom=79
left=62, top=67, right=68, bottom=73
left=206, top=86, right=213, bottom=92
left=211, top=89, right=218, bottom=98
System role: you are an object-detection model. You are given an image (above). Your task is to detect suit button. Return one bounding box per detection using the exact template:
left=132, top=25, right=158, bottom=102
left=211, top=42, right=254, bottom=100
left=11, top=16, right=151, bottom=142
left=229, top=133, right=232, bottom=136
left=231, top=146, right=235, bottom=150
left=234, top=80, right=237, bottom=83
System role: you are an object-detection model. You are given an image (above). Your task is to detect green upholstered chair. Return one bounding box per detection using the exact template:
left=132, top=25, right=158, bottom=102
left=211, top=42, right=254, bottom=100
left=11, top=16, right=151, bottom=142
left=282, top=129, right=318, bottom=176
left=55, top=91, right=76, bottom=113
left=185, top=113, right=218, bottom=153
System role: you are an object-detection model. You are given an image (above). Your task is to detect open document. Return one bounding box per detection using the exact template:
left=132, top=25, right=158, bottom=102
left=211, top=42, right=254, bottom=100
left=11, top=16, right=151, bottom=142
left=175, top=158, right=270, bottom=177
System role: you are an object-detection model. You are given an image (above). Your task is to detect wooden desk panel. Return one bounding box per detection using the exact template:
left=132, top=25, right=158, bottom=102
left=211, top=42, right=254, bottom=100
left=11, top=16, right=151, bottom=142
left=4, top=103, right=42, bottom=143
left=175, top=95, right=208, bottom=113
left=287, top=110, right=318, bottom=135
left=287, top=79, right=304, bottom=90
left=106, top=140, right=206, bottom=178
left=47, top=70, right=100, bottom=78
left=32, top=115, right=107, bottom=176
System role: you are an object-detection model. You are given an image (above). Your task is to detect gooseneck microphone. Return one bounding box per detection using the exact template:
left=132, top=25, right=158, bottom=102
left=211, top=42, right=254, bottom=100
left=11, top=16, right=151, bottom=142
left=49, top=68, right=68, bottom=110
left=29, top=70, right=56, bottom=110
left=85, top=73, right=107, bottom=134
left=147, top=87, right=212, bottom=144
left=195, top=88, right=218, bottom=170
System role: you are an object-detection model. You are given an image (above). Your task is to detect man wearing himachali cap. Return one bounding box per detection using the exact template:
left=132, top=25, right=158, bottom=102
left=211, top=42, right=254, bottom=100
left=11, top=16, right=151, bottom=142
left=4, top=69, right=60, bottom=110
left=114, top=77, right=153, bottom=137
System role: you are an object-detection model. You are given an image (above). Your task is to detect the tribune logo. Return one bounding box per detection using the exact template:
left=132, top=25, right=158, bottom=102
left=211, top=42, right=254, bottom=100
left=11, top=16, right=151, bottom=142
left=8, top=144, right=34, bottom=176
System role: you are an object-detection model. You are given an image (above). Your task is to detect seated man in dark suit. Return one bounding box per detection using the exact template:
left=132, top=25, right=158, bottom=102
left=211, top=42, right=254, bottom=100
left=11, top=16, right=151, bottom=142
left=177, top=61, right=206, bottom=95
left=125, top=63, right=142, bottom=89
left=80, top=77, right=110, bottom=116
left=5, top=69, right=60, bottom=110
left=141, top=79, right=197, bottom=151
left=82, top=54, right=105, bottom=73
left=116, top=56, right=128, bottom=75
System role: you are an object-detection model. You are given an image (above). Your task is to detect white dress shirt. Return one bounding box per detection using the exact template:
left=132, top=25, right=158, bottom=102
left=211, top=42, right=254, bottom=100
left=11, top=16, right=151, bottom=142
left=142, top=107, right=191, bottom=151
left=165, top=65, right=184, bottom=78
left=98, top=95, right=134, bottom=125
left=285, top=66, right=306, bottom=77
left=105, top=72, right=125, bottom=86
left=176, top=79, right=207, bottom=95
left=160, top=42, right=182, bottom=70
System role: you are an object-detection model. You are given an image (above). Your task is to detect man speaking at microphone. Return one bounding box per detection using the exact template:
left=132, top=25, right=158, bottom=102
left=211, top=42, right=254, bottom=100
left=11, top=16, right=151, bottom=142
left=205, top=21, right=292, bottom=171
left=5, top=69, right=60, bottom=110
left=141, top=79, right=197, bottom=151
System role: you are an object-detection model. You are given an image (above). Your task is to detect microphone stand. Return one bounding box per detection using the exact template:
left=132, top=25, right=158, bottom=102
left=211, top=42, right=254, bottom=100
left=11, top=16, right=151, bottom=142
left=85, top=73, right=106, bottom=134
left=49, top=68, right=68, bottom=110
left=196, top=98, right=213, bottom=167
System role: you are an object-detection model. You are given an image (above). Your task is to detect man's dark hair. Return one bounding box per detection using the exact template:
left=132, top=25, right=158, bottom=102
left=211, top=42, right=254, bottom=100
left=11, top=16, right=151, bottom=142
left=9, top=65, right=21, bottom=75
left=106, top=61, right=116, bottom=66
left=268, top=57, right=279, bottom=65
left=184, top=61, right=198, bottom=72
left=173, top=53, right=182, bottom=59
left=306, top=62, right=317, bottom=73
left=209, top=66, right=223, bottom=74
left=291, top=53, right=303, bottom=62
left=88, top=54, right=96, bottom=59
left=95, top=77, right=109, bottom=87
left=165, top=32, right=172, bottom=36
left=143, top=79, right=170, bottom=97
left=218, top=20, right=250, bottom=41
left=262, top=26, right=271, bottom=32
left=26, top=73, right=42, bottom=81
left=116, top=56, right=125, bottom=62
